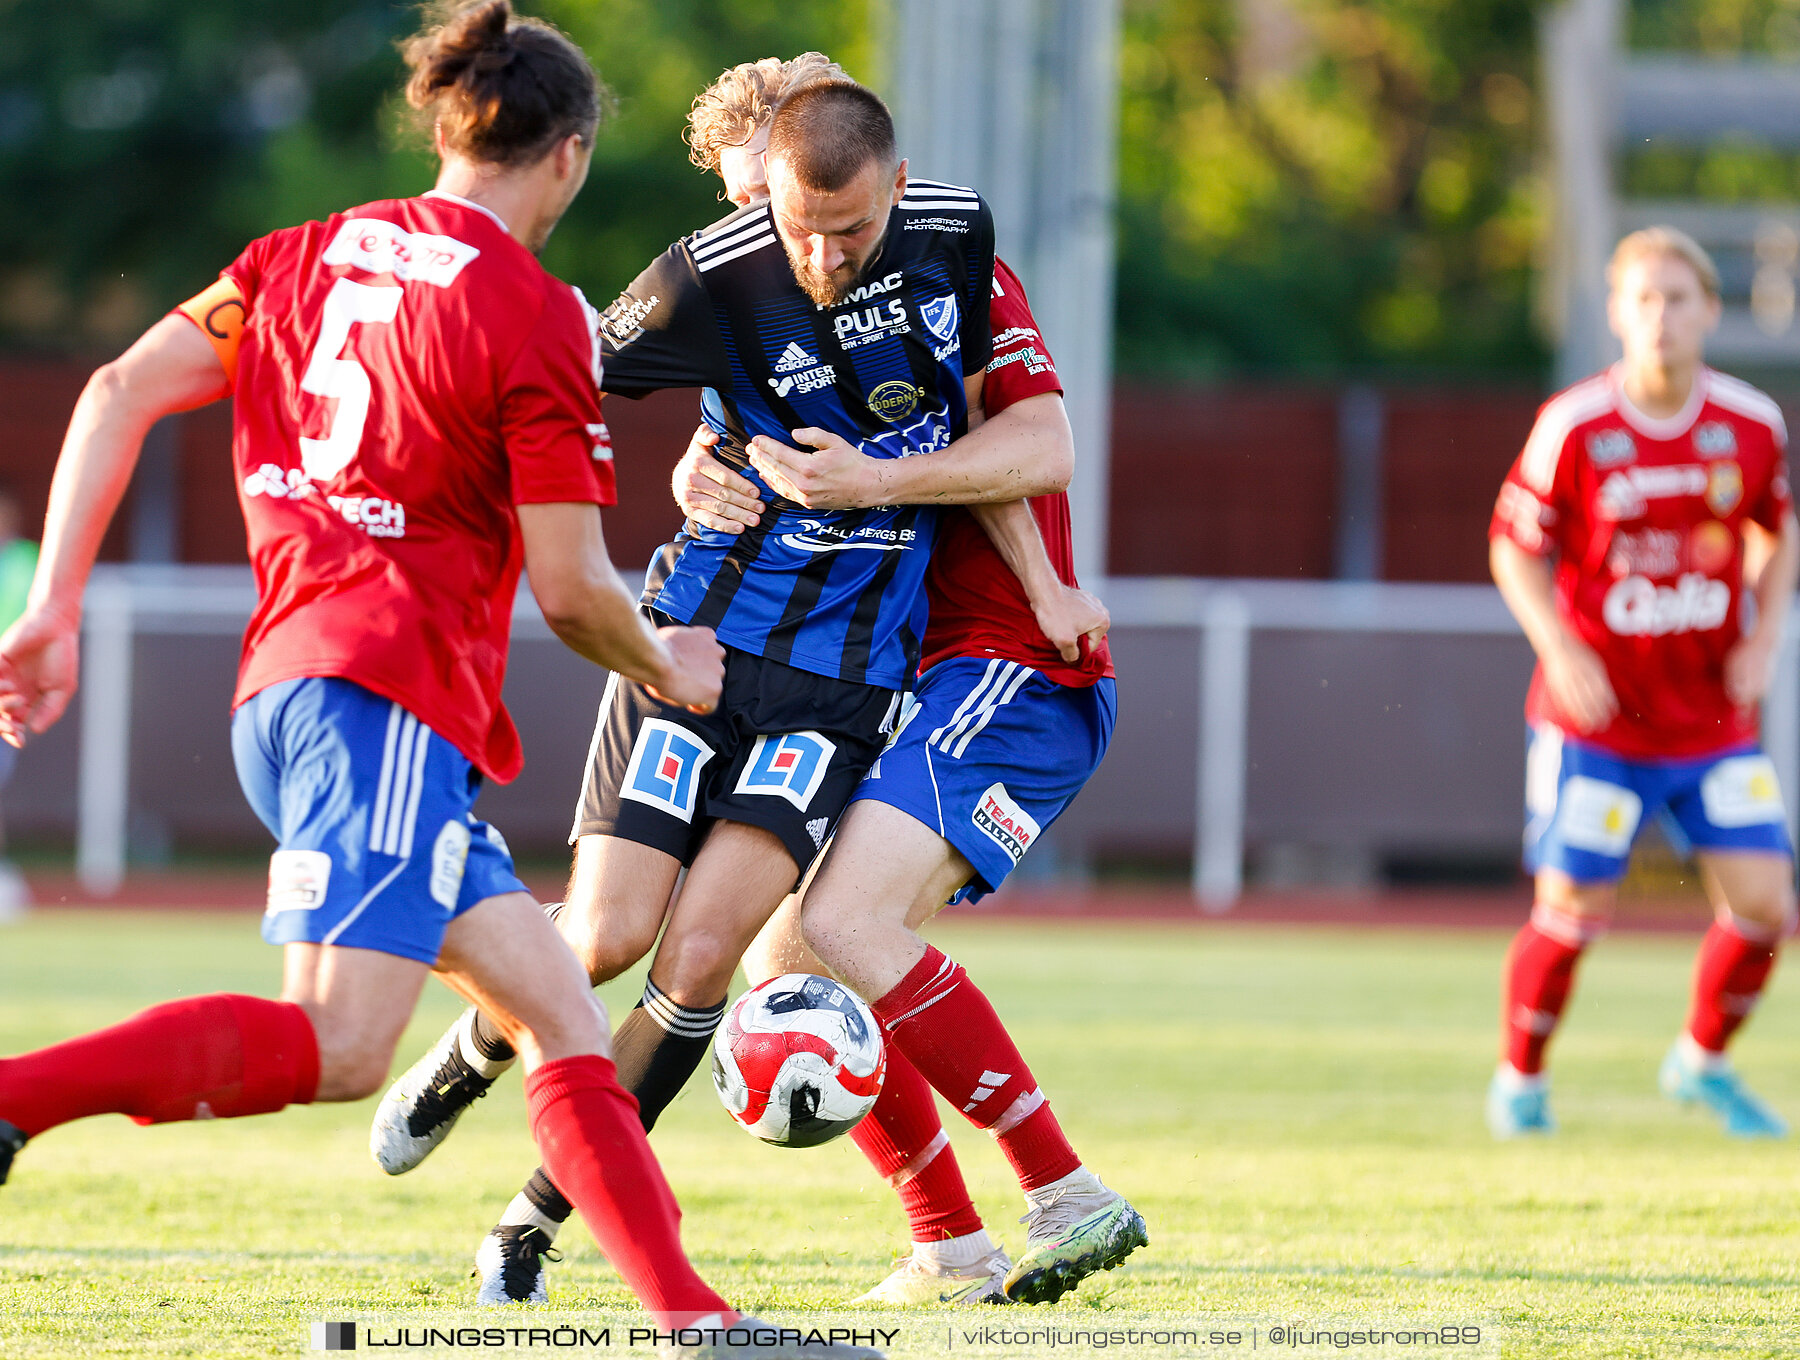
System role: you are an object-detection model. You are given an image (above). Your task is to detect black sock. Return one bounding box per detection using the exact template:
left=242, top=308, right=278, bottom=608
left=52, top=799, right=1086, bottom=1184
left=613, top=980, right=728, bottom=1132
left=468, top=902, right=569, bottom=1064
left=498, top=983, right=724, bottom=1235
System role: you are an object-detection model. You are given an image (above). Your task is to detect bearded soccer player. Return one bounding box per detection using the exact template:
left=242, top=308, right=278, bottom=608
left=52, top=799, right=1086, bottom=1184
left=0, top=8, right=890, bottom=1359
left=678, top=57, right=1143, bottom=1307
left=1487, top=226, right=1799, bottom=1140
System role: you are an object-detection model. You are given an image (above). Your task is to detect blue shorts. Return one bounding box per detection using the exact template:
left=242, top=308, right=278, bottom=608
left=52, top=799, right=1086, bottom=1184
left=1524, top=724, right=1793, bottom=882
left=849, top=657, right=1116, bottom=903
left=231, top=677, right=528, bottom=964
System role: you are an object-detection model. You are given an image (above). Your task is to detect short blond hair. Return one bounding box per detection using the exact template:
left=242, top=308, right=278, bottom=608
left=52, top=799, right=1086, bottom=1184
left=685, top=51, right=846, bottom=172
left=1609, top=226, right=1721, bottom=298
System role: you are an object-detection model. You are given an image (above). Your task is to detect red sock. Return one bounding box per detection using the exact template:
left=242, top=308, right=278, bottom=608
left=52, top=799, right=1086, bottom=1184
left=0, top=994, right=317, bottom=1137
left=526, top=1055, right=732, bottom=1328
left=1502, top=910, right=1592, bottom=1075
left=850, top=1044, right=983, bottom=1241
left=870, top=946, right=1079, bottom=1192
left=1688, top=920, right=1780, bottom=1052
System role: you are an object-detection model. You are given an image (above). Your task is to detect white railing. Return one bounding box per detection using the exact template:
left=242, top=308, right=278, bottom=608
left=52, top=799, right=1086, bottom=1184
left=67, top=568, right=1800, bottom=906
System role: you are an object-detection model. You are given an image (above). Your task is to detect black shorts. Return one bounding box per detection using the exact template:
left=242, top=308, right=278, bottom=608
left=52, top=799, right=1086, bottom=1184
left=573, top=629, right=901, bottom=874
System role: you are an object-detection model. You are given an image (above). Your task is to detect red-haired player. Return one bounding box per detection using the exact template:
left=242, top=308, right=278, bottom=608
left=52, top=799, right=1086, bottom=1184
left=1488, top=226, right=1799, bottom=1139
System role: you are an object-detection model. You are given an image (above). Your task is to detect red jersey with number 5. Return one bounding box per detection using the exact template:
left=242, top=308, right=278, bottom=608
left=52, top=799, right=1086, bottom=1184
left=1489, top=365, right=1791, bottom=758
left=199, top=191, right=613, bottom=782
left=919, top=259, right=1114, bottom=686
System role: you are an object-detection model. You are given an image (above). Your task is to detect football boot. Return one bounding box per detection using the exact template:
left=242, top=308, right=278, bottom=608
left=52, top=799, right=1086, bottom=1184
left=1659, top=1042, right=1788, bottom=1138
left=370, top=1008, right=511, bottom=1174
left=474, top=1224, right=559, bottom=1305
left=1486, top=1067, right=1557, bottom=1139
left=852, top=1244, right=1012, bottom=1305
left=1002, top=1170, right=1148, bottom=1304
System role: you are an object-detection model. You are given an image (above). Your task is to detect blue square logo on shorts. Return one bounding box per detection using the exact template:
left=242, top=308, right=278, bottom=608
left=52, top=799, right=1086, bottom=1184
left=621, top=720, right=716, bottom=822
left=735, top=731, right=835, bottom=810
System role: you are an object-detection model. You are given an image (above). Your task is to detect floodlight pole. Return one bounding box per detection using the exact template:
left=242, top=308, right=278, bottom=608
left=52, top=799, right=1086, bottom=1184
left=887, top=0, right=1120, bottom=588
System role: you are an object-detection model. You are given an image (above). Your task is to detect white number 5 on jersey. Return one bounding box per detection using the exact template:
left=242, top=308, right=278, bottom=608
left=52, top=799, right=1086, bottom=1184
left=298, top=278, right=402, bottom=483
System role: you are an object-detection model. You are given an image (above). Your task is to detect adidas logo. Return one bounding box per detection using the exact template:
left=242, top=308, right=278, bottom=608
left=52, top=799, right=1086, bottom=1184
left=775, top=342, right=818, bottom=373
left=806, top=817, right=830, bottom=849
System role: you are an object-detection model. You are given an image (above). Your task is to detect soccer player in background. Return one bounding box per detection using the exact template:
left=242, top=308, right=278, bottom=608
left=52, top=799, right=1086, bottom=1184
left=0, top=8, right=884, bottom=1357
left=1487, top=226, right=1799, bottom=1139
left=374, top=65, right=1134, bottom=1308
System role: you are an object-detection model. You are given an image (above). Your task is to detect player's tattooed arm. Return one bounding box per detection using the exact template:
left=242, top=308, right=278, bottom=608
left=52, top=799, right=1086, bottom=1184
left=969, top=498, right=1109, bottom=663
left=1490, top=535, right=1619, bottom=733
left=0, top=314, right=230, bottom=745
left=1726, top=509, right=1800, bottom=708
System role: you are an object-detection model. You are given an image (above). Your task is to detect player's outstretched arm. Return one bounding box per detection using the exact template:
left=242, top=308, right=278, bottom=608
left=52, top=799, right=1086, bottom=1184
left=0, top=315, right=229, bottom=745
left=969, top=498, right=1108, bottom=663
left=517, top=501, right=723, bottom=714
left=746, top=392, right=1073, bottom=511
left=1490, top=534, right=1618, bottom=733
left=1726, top=509, right=1800, bottom=707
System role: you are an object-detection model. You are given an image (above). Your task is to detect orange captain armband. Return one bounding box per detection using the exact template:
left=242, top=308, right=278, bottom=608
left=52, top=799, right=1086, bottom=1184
left=174, top=276, right=247, bottom=387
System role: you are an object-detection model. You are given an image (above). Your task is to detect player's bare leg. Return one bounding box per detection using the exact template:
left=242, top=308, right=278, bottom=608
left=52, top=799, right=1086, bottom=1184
left=1658, top=850, right=1793, bottom=1136
left=1489, top=870, right=1615, bottom=1138
left=0, top=943, right=417, bottom=1185
left=443, top=822, right=799, bottom=1304
left=743, top=898, right=1011, bottom=1305
left=801, top=800, right=1146, bottom=1304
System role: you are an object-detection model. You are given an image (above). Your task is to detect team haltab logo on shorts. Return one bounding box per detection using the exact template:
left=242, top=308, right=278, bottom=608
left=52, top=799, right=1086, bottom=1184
left=972, top=782, right=1040, bottom=865
left=266, top=850, right=331, bottom=916
left=622, top=720, right=716, bottom=822
left=1701, top=755, right=1786, bottom=828
left=735, top=732, right=836, bottom=810
left=428, top=819, right=470, bottom=910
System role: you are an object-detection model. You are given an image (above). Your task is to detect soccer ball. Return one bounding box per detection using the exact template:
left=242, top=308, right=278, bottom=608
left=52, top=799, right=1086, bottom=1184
left=710, top=973, right=886, bottom=1147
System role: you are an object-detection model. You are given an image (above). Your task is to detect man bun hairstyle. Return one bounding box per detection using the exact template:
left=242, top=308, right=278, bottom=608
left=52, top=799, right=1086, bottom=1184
left=766, top=79, right=897, bottom=193
left=404, top=0, right=604, bottom=167
left=685, top=52, right=847, bottom=173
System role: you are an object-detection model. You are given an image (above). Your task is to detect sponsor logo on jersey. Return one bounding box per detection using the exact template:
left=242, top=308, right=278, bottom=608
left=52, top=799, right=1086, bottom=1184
left=834, top=298, right=911, bottom=349
left=972, top=782, right=1040, bottom=864
left=869, top=380, right=921, bottom=423
left=600, top=291, right=659, bottom=346
left=323, top=219, right=479, bottom=288
left=921, top=293, right=959, bottom=342
left=1694, top=421, right=1739, bottom=457
left=779, top=518, right=918, bottom=553
left=243, top=463, right=314, bottom=501
left=1706, top=460, right=1743, bottom=515
left=621, top=720, right=715, bottom=822
left=326, top=495, right=407, bottom=539
left=586, top=422, right=613, bottom=462
left=768, top=363, right=837, bottom=398
left=1553, top=775, right=1642, bottom=856
left=1602, top=571, right=1730, bottom=636
left=1605, top=527, right=1681, bottom=578
left=774, top=341, right=820, bottom=373
left=1597, top=464, right=1709, bottom=520
left=1586, top=428, right=1636, bottom=467
left=987, top=345, right=1054, bottom=377
left=735, top=731, right=836, bottom=810
left=839, top=271, right=904, bottom=304
left=1700, top=754, right=1787, bottom=828
left=266, top=849, right=331, bottom=915
left=1690, top=519, right=1735, bottom=574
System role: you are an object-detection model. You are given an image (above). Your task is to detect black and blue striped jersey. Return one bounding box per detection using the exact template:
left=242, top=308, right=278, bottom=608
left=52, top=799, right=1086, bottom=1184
left=596, top=177, right=995, bottom=690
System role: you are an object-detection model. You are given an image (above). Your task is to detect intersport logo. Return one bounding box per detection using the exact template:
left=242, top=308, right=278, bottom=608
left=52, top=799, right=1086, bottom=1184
left=1602, top=571, right=1730, bottom=636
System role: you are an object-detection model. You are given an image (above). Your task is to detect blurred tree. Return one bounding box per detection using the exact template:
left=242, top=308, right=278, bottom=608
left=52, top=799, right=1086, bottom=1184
left=0, top=0, right=873, bottom=353
left=1115, top=0, right=1550, bottom=380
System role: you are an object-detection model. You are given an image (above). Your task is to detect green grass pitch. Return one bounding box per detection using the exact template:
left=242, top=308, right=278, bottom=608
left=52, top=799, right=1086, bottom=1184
left=2, top=908, right=1798, bottom=1358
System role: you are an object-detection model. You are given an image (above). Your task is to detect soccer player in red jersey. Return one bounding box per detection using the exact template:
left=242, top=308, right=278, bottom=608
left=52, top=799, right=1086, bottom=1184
left=1488, top=226, right=1799, bottom=1140
left=683, top=58, right=1143, bottom=1307
left=0, top=9, right=880, bottom=1358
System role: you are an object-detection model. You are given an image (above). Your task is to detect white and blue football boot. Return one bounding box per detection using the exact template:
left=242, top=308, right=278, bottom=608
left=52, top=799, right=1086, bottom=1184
left=1486, top=1066, right=1556, bottom=1139
left=1659, top=1040, right=1788, bottom=1138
